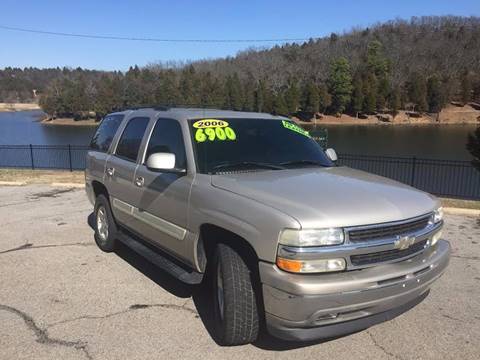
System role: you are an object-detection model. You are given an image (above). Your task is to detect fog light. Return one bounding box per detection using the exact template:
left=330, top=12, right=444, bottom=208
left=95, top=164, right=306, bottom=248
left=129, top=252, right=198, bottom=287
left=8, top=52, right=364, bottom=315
left=431, top=230, right=443, bottom=246
left=276, top=257, right=346, bottom=273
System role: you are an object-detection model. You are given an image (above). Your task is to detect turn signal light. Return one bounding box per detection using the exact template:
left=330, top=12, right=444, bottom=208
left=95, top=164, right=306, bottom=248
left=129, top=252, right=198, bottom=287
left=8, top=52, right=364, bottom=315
left=276, top=257, right=346, bottom=273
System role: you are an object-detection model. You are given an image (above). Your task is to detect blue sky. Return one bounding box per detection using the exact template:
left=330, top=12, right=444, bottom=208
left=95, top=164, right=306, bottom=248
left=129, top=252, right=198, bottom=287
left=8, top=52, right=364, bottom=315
left=0, top=0, right=478, bottom=70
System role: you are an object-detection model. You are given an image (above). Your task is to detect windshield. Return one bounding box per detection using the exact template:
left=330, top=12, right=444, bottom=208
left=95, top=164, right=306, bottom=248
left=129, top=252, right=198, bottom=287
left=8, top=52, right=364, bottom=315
left=189, top=118, right=333, bottom=174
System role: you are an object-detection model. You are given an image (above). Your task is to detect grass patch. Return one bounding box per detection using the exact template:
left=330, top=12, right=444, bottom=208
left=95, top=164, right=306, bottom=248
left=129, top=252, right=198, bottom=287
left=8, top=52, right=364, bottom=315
left=0, top=169, right=84, bottom=184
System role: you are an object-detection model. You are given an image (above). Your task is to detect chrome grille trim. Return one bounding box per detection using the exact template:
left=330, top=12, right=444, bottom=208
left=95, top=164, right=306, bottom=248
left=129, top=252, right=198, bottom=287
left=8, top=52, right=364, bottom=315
left=345, top=213, right=433, bottom=243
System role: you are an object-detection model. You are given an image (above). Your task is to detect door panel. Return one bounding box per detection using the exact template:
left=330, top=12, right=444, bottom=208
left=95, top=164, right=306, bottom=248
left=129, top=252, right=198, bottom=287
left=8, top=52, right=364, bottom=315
left=105, top=156, right=138, bottom=227
left=127, top=117, right=192, bottom=262
left=131, top=165, right=192, bottom=259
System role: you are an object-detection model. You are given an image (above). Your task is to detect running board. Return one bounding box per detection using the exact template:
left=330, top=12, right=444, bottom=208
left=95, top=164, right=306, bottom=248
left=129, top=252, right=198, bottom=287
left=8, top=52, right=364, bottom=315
left=117, top=230, right=203, bottom=285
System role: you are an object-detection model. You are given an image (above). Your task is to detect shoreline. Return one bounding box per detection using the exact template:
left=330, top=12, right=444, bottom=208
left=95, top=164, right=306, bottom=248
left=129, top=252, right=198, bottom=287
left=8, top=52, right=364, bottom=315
left=297, top=120, right=480, bottom=127
left=0, top=102, right=41, bottom=112
left=41, top=117, right=99, bottom=126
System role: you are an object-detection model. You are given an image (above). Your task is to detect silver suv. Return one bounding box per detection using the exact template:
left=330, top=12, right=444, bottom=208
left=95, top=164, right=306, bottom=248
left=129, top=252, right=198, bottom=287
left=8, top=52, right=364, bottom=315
left=85, top=107, right=450, bottom=345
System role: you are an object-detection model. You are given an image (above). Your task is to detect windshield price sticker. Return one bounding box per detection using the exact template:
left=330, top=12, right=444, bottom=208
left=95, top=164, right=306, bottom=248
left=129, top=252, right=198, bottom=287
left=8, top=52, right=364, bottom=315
left=193, top=119, right=237, bottom=142
left=193, top=119, right=229, bottom=129
left=282, top=120, right=310, bottom=138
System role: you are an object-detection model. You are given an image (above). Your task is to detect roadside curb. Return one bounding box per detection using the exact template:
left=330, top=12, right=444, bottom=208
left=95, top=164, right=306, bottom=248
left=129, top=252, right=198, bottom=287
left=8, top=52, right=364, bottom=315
left=444, top=207, right=480, bottom=216
left=0, top=181, right=27, bottom=186
left=51, top=182, right=85, bottom=188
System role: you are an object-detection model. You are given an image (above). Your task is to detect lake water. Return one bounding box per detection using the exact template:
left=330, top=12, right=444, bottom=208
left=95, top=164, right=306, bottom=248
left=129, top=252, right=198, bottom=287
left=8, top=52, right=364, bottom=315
left=0, top=111, right=477, bottom=160
left=0, top=110, right=96, bottom=146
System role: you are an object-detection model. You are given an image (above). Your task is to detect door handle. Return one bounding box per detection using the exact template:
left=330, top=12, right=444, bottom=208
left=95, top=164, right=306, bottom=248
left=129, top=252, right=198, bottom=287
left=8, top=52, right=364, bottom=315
left=135, top=176, right=145, bottom=187
left=106, top=167, right=115, bottom=176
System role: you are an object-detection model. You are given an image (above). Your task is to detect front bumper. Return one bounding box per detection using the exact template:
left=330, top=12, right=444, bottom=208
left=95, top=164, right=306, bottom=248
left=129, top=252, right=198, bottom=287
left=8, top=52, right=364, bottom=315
left=259, top=239, right=450, bottom=341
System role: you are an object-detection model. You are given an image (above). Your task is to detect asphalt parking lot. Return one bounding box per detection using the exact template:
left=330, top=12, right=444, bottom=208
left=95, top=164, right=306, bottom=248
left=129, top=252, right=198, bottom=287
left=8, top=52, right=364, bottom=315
left=1, top=184, right=479, bottom=360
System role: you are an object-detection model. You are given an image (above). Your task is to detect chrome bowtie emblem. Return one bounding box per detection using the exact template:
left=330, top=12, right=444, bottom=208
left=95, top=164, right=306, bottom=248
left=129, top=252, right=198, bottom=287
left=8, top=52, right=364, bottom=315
left=394, top=235, right=416, bottom=250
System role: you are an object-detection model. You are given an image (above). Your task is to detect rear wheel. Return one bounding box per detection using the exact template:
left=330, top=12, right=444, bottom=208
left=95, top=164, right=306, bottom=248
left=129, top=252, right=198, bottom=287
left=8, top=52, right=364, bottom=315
left=94, top=194, right=117, bottom=252
left=212, top=243, right=260, bottom=345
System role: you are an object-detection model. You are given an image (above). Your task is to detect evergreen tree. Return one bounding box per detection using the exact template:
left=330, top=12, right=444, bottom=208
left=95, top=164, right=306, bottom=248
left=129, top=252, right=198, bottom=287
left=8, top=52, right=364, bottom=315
left=352, top=74, right=364, bottom=117
left=408, top=73, right=428, bottom=112
left=328, top=57, right=353, bottom=114
left=303, top=81, right=320, bottom=113
left=317, top=83, right=332, bottom=113
left=285, top=78, right=300, bottom=114
left=363, top=73, right=378, bottom=114
left=389, top=87, right=401, bottom=115
left=272, top=92, right=289, bottom=115
left=460, top=70, right=472, bottom=104
left=224, top=73, right=244, bottom=110
left=427, top=75, right=446, bottom=113
left=466, top=127, right=480, bottom=171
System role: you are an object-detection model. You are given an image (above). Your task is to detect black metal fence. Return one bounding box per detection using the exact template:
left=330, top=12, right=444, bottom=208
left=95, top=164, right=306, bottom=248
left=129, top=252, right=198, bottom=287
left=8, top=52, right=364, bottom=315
left=0, top=145, right=479, bottom=200
left=338, top=154, right=480, bottom=200
left=0, top=145, right=89, bottom=171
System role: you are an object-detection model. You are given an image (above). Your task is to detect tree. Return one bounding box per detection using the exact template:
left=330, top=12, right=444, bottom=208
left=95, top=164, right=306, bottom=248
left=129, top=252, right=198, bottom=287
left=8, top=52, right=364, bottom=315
left=328, top=57, right=353, bottom=114
left=466, top=127, right=480, bottom=171
left=318, top=83, right=332, bottom=113
left=460, top=70, right=472, bottom=104
left=363, top=73, right=378, bottom=114
left=285, top=78, right=300, bottom=114
left=389, top=87, right=402, bottom=115
left=272, top=92, right=289, bottom=115
left=427, top=75, right=446, bottom=113
left=352, top=74, right=364, bottom=116
left=224, top=73, right=244, bottom=110
left=302, top=81, right=320, bottom=113
left=408, top=73, right=428, bottom=112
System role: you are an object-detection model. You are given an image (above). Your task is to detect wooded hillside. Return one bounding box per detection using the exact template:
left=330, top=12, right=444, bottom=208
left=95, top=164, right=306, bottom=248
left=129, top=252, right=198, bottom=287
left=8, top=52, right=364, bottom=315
left=1, top=16, right=479, bottom=119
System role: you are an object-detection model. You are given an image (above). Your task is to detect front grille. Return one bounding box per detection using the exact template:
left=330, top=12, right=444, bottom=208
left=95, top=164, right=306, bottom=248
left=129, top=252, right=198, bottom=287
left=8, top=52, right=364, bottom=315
left=348, top=215, right=430, bottom=242
left=350, top=239, right=428, bottom=266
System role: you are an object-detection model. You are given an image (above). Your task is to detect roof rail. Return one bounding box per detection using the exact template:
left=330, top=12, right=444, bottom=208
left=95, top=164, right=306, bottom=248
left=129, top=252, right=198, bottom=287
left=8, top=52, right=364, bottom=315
left=112, top=103, right=228, bottom=112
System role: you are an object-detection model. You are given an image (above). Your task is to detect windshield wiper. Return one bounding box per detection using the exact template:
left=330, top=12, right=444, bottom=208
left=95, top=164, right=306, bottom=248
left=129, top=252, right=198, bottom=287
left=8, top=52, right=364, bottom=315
left=211, top=161, right=285, bottom=173
left=279, top=160, right=329, bottom=168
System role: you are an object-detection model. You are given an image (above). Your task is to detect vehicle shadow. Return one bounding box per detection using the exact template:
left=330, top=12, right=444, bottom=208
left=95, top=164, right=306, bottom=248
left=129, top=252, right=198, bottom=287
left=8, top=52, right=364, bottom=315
left=87, top=212, right=342, bottom=350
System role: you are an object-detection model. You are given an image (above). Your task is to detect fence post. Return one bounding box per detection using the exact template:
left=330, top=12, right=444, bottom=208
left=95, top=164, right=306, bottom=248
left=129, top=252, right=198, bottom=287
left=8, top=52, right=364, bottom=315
left=410, top=156, right=417, bottom=186
left=68, top=144, right=73, bottom=172
left=29, top=144, right=34, bottom=170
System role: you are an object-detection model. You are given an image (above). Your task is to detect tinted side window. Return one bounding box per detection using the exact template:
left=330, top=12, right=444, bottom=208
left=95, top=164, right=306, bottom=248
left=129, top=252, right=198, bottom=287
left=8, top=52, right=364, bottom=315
left=146, top=119, right=187, bottom=169
left=115, top=117, right=150, bottom=162
left=90, top=114, right=124, bottom=152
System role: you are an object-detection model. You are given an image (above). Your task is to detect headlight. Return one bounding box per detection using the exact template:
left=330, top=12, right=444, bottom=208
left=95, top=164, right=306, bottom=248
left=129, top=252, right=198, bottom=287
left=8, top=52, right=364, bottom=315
left=280, top=228, right=345, bottom=247
left=433, top=207, right=444, bottom=224
left=276, top=257, right=346, bottom=273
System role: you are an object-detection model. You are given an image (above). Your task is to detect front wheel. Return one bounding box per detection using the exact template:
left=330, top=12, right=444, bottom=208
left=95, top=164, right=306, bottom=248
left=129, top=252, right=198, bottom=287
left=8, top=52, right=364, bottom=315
left=212, top=243, right=260, bottom=345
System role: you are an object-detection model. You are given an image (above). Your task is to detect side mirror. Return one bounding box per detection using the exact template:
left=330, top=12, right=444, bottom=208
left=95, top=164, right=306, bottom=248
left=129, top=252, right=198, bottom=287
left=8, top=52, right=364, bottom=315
left=325, top=148, right=338, bottom=162
left=146, top=153, right=185, bottom=174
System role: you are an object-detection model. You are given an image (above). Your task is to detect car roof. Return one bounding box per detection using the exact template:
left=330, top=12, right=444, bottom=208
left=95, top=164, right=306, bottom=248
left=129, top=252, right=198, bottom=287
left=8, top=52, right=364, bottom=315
left=108, top=107, right=289, bottom=122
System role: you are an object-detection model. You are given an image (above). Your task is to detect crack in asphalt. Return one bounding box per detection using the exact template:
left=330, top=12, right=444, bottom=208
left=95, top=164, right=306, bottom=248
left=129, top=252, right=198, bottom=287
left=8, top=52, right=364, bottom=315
left=28, top=188, right=76, bottom=200
left=367, top=330, right=403, bottom=360
left=0, top=242, right=94, bottom=255
left=0, top=304, right=92, bottom=360
left=47, top=302, right=198, bottom=329
left=451, top=254, right=480, bottom=261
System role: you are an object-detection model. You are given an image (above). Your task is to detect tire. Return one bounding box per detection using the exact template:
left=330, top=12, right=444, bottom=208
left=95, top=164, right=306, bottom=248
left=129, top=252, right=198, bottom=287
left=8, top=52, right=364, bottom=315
left=93, top=194, right=118, bottom=252
left=212, top=243, right=260, bottom=345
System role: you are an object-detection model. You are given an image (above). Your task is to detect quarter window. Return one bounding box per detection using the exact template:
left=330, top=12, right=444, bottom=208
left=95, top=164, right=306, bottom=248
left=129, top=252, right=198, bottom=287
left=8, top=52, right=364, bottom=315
left=90, top=114, right=124, bottom=152
left=145, top=118, right=187, bottom=169
left=115, top=117, right=150, bottom=162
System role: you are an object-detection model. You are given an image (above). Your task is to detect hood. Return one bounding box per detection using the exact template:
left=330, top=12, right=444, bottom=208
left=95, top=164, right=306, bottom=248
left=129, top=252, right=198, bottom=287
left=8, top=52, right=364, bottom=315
left=211, top=167, right=439, bottom=228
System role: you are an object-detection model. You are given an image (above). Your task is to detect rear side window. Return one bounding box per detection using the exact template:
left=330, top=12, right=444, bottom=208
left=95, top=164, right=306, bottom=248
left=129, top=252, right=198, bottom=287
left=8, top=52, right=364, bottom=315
left=115, top=117, right=150, bottom=162
left=90, top=114, right=124, bottom=152
left=145, top=118, right=186, bottom=169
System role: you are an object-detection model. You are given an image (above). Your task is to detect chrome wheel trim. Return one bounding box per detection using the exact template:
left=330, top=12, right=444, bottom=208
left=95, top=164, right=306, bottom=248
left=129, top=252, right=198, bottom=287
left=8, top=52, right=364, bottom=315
left=217, top=264, right=224, bottom=320
left=96, top=206, right=109, bottom=243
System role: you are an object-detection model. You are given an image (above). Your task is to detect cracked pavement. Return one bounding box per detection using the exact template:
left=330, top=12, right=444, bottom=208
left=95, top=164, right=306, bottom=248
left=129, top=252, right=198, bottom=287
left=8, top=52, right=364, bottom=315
left=0, top=184, right=479, bottom=359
